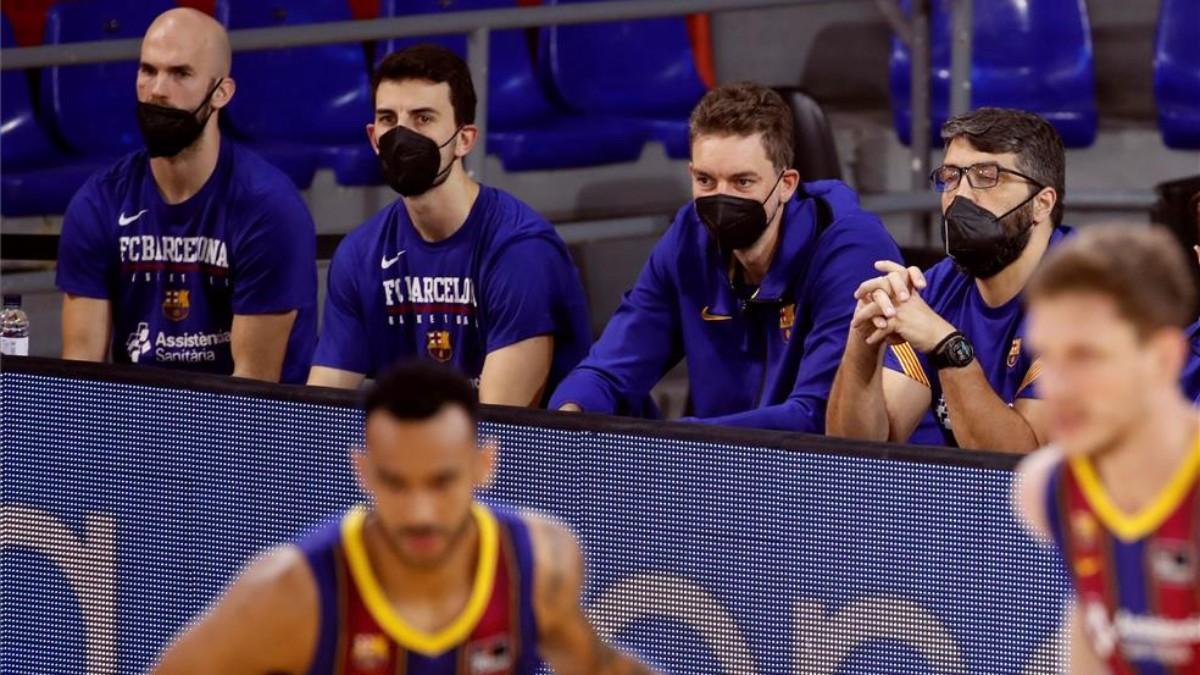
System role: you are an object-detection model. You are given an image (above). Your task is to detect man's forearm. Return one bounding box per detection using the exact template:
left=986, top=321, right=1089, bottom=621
left=826, top=336, right=890, bottom=441
left=939, top=362, right=1038, bottom=453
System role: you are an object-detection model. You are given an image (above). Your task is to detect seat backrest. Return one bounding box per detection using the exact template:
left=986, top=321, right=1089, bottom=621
left=2, top=12, right=59, bottom=167
left=539, top=0, right=707, bottom=117
left=1154, top=0, right=1200, bottom=148
left=42, top=0, right=174, bottom=157
left=889, top=0, right=1095, bottom=140
left=774, top=88, right=841, bottom=182
left=379, top=0, right=555, bottom=128
left=215, top=0, right=372, bottom=143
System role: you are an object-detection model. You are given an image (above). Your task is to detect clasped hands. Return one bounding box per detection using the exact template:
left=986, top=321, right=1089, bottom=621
left=851, top=261, right=957, bottom=354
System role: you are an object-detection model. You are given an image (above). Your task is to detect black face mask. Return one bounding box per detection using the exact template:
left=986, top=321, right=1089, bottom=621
left=377, top=125, right=461, bottom=197
left=136, top=78, right=223, bottom=158
left=695, top=173, right=785, bottom=251
left=943, top=192, right=1040, bottom=279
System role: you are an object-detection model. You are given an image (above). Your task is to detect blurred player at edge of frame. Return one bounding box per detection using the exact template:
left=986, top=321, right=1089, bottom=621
left=1015, top=224, right=1200, bottom=673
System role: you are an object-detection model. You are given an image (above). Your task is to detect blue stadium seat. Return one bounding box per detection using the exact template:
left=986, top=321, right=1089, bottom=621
left=41, top=0, right=174, bottom=158
left=1, top=15, right=60, bottom=169
left=379, top=0, right=647, bottom=171
left=539, top=0, right=709, bottom=159
left=215, top=0, right=374, bottom=187
left=1, top=7, right=124, bottom=217
left=889, top=0, right=1098, bottom=148
left=1154, top=0, right=1200, bottom=149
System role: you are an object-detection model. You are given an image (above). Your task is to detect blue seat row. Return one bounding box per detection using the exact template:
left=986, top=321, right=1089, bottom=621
left=0, top=0, right=710, bottom=217
left=1155, top=0, right=1200, bottom=150
left=889, top=0, right=1099, bottom=149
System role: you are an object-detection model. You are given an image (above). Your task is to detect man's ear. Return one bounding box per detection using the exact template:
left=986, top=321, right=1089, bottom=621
left=366, top=123, right=380, bottom=154
left=454, top=125, right=480, bottom=158
left=1034, top=186, right=1058, bottom=224
left=778, top=168, right=802, bottom=202
left=211, top=77, right=235, bottom=110
left=475, top=437, right=497, bottom=489
left=352, top=447, right=371, bottom=494
left=1149, top=327, right=1188, bottom=384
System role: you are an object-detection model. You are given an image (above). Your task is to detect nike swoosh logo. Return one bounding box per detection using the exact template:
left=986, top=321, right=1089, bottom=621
left=118, top=209, right=148, bottom=226
left=380, top=250, right=407, bottom=269
left=701, top=306, right=732, bottom=321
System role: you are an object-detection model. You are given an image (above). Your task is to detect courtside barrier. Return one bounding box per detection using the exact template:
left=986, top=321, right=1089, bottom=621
left=0, top=356, right=1069, bottom=673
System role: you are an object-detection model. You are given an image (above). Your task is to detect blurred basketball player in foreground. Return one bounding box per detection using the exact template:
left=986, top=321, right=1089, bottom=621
left=154, top=362, right=654, bottom=674
left=1015, top=225, right=1200, bottom=673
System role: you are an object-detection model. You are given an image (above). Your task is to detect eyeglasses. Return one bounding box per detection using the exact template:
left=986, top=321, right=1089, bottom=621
left=929, top=162, right=1044, bottom=193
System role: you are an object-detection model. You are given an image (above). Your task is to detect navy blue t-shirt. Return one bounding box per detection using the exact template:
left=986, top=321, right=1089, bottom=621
left=56, top=138, right=318, bottom=383
left=883, top=226, right=1072, bottom=446
left=313, top=185, right=590, bottom=399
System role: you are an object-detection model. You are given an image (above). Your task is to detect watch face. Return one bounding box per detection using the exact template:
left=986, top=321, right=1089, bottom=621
left=950, top=338, right=974, bottom=365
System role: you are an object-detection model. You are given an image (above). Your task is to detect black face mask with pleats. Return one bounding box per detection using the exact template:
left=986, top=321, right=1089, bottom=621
left=695, top=173, right=785, bottom=251
left=377, top=125, right=462, bottom=197
left=136, top=78, right=223, bottom=158
left=942, top=192, right=1040, bottom=279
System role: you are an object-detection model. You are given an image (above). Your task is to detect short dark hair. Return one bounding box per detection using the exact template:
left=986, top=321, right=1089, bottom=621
left=1027, top=225, right=1197, bottom=337
left=372, top=44, right=477, bottom=127
left=941, top=107, right=1066, bottom=226
left=689, top=82, right=795, bottom=172
left=364, top=361, right=479, bottom=427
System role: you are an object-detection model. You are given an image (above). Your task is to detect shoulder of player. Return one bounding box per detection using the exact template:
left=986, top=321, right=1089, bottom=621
left=519, top=511, right=580, bottom=564
left=231, top=540, right=316, bottom=598
left=1013, top=444, right=1065, bottom=540
left=327, top=205, right=401, bottom=268
left=70, top=150, right=148, bottom=214
left=518, top=512, right=584, bottom=602
left=214, top=540, right=319, bottom=624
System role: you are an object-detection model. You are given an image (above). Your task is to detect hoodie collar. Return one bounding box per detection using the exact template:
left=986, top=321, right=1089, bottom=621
left=700, top=190, right=823, bottom=313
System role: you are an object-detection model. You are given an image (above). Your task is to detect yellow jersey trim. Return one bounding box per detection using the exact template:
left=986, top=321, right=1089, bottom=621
left=1069, top=433, right=1200, bottom=542
left=890, top=342, right=931, bottom=388
left=1017, top=359, right=1043, bottom=396
left=340, top=503, right=499, bottom=656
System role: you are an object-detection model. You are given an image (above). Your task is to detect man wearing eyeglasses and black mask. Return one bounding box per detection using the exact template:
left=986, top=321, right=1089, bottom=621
left=551, top=82, right=900, bottom=430
left=827, top=107, right=1068, bottom=452
left=308, top=45, right=590, bottom=407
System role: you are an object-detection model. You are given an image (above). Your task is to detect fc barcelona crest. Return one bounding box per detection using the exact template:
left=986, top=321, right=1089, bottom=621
left=779, top=304, right=796, bottom=342
left=465, top=635, right=513, bottom=674
left=1007, top=338, right=1022, bottom=369
left=351, top=633, right=390, bottom=671
left=1070, top=509, right=1099, bottom=547
left=162, top=289, right=190, bottom=321
left=427, top=330, right=453, bottom=362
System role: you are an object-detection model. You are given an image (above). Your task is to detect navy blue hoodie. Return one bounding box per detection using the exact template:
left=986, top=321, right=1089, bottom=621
left=550, top=180, right=901, bottom=431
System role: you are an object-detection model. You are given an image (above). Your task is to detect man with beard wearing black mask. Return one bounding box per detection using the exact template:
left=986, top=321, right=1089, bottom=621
left=827, top=108, right=1067, bottom=452
left=308, top=45, right=590, bottom=408
left=550, top=83, right=900, bottom=431
left=56, top=8, right=317, bottom=383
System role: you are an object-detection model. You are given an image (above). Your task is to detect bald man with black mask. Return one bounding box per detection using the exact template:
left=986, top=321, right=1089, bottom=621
left=57, top=8, right=317, bottom=383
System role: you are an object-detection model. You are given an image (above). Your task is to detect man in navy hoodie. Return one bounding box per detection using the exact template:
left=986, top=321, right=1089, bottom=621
left=549, top=83, right=900, bottom=431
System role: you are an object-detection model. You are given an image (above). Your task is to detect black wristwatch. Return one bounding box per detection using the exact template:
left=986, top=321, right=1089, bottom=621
left=930, top=331, right=975, bottom=370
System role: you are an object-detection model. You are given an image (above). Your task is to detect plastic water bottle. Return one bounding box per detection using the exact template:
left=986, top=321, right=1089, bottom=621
left=1, top=294, right=30, bottom=356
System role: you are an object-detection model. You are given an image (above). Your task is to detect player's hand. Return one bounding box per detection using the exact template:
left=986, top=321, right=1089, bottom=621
left=850, top=260, right=928, bottom=346
left=850, top=293, right=905, bottom=346
left=558, top=403, right=582, bottom=413
left=886, top=290, right=957, bottom=353
left=853, top=261, right=928, bottom=305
